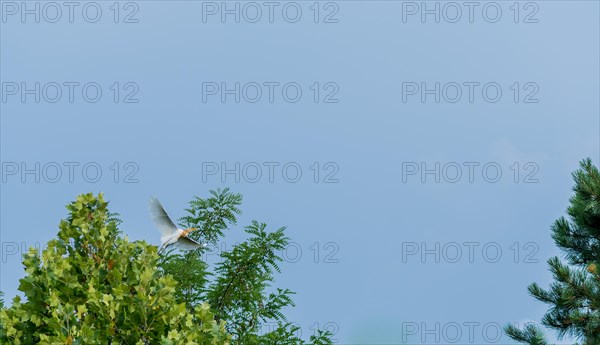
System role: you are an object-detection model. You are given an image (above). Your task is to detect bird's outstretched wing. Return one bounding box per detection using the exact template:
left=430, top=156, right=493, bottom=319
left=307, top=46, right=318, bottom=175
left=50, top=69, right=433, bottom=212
left=149, top=197, right=178, bottom=236
left=175, top=236, right=203, bottom=251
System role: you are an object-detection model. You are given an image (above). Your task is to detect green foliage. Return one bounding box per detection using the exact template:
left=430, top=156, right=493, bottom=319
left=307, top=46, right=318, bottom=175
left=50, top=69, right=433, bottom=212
left=0, top=291, right=5, bottom=338
left=179, top=188, right=243, bottom=245
left=207, top=221, right=292, bottom=338
left=159, top=188, right=243, bottom=313
left=505, top=323, right=548, bottom=345
left=505, top=158, right=600, bottom=345
left=161, top=188, right=334, bottom=344
left=0, top=193, right=230, bottom=345
left=159, top=249, right=209, bottom=311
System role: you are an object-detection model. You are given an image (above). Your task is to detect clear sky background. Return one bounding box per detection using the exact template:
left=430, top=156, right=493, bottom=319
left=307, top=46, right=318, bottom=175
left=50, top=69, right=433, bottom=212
left=1, top=1, right=599, bottom=343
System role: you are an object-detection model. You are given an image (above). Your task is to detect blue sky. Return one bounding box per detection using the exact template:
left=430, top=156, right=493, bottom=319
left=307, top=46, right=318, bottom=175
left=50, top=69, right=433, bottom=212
left=1, top=1, right=599, bottom=343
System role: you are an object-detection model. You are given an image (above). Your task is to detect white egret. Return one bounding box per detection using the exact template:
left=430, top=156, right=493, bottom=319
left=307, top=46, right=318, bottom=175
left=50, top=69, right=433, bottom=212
left=149, top=197, right=204, bottom=253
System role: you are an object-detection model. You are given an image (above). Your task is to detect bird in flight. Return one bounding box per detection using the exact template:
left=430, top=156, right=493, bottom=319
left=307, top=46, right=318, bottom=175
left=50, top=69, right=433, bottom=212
left=149, top=197, right=204, bottom=253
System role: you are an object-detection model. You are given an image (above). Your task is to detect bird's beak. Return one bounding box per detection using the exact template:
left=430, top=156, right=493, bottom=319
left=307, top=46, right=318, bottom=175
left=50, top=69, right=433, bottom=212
left=182, top=227, right=199, bottom=236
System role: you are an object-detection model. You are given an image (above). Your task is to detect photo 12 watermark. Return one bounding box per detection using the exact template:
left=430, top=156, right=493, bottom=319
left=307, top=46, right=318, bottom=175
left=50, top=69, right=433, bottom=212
left=1, top=82, right=140, bottom=104
left=401, top=321, right=540, bottom=344
left=401, top=241, right=540, bottom=264
left=1, top=241, right=44, bottom=264
left=401, top=2, right=540, bottom=24
left=201, top=82, right=339, bottom=104
left=401, top=161, right=540, bottom=184
left=201, top=162, right=340, bottom=184
left=1, top=1, right=140, bottom=24
left=260, top=321, right=339, bottom=343
left=401, top=82, right=539, bottom=104
left=201, top=1, right=340, bottom=24
left=203, top=241, right=340, bottom=265
left=1, top=161, right=140, bottom=184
